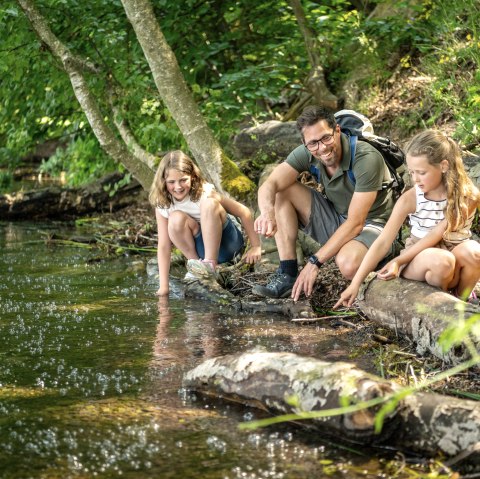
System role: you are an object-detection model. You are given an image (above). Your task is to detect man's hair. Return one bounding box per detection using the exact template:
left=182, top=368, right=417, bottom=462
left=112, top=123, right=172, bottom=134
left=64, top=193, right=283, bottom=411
left=296, top=106, right=336, bottom=135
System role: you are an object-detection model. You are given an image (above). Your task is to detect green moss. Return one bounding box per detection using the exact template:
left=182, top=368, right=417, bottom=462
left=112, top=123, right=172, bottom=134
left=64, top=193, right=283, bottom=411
left=220, top=152, right=256, bottom=202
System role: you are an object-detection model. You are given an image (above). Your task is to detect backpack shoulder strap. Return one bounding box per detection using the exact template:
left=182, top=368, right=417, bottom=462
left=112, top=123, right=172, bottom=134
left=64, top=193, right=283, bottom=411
left=346, top=134, right=357, bottom=186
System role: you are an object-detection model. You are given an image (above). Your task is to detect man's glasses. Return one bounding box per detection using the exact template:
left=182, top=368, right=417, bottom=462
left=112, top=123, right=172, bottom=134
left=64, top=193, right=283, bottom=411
left=305, top=129, right=336, bottom=152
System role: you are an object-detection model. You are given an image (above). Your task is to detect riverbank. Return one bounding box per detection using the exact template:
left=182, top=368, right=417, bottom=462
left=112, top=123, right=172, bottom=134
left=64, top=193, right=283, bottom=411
left=88, top=194, right=479, bottom=401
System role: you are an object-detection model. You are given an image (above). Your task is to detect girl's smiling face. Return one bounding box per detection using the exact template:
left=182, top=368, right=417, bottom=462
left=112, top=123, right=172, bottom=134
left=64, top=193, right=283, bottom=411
left=165, top=169, right=192, bottom=202
left=406, top=154, right=448, bottom=195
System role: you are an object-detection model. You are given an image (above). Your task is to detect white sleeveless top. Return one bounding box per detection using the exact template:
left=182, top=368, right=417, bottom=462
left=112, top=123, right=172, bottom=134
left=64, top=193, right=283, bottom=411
left=409, top=186, right=446, bottom=238
left=409, top=185, right=473, bottom=244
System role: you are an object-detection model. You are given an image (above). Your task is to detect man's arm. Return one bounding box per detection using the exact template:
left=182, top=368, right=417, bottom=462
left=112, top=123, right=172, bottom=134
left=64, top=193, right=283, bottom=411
left=255, top=162, right=300, bottom=237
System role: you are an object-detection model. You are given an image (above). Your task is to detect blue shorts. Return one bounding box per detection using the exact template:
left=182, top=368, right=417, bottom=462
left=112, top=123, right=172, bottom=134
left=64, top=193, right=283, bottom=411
left=194, top=216, right=245, bottom=264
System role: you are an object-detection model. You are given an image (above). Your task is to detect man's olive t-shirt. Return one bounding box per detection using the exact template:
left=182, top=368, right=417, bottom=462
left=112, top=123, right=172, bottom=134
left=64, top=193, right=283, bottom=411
left=285, top=133, right=395, bottom=224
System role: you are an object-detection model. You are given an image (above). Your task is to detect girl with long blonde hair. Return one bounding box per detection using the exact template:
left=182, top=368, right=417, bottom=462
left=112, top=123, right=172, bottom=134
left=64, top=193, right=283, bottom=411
left=149, top=150, right=261, bottom=296
left=335, top=129, right=480, bottom=308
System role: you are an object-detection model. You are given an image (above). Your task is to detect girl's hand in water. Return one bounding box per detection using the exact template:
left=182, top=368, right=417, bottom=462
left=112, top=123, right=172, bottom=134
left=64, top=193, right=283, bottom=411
left=156, top=285, right=169, bottom=297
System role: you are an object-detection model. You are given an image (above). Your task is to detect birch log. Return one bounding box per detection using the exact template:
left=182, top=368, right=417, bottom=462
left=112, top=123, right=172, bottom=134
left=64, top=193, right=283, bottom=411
left=183, top=350, right=480, bottom=469
left=357, top=276, right=480, bottom=365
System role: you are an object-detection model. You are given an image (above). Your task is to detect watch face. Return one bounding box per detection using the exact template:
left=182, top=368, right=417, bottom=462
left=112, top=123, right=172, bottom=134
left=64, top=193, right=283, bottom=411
left=309, top=255, right=318, bottom=265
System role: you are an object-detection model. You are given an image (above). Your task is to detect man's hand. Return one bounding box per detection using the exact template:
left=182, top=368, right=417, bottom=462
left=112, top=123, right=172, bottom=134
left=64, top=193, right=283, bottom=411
left=254, top=212, right=277, bottom=238
left=291, top=263, right=319, bottom=302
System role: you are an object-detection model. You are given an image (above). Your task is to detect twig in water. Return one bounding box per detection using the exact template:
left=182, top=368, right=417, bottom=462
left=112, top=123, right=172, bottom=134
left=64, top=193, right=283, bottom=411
left=291, top=314, right=356, bottom=323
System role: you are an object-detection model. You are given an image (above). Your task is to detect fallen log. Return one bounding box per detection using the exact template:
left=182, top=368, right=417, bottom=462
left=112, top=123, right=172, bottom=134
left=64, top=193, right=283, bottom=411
left=358, top=275, right=480, bottom=365
left=183, top=350, right=480, bottom=470
left=184, top=276, right=315, bottom=318
left=0, top=172, right=142, bottom=219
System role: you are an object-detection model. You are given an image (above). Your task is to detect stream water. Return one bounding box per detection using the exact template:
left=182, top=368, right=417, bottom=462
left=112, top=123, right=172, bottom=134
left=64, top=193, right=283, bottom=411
left=0, top=221, right=412, bottom=478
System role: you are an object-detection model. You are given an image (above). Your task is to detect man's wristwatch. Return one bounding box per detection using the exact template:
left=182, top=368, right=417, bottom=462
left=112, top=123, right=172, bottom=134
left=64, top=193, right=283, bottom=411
left=308, top=255, right=322, bottom=268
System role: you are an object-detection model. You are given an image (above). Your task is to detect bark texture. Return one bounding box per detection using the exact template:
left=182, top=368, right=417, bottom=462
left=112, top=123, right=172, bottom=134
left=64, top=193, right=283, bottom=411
left=120, top=0, right=255, bottom=199
left=0, top=173, right=141, bottom=219
left=184, top=350, right=480, bottom=468
left=17, top=0, right=154, bottom=190
left=358, top=275, right=480, bottom=365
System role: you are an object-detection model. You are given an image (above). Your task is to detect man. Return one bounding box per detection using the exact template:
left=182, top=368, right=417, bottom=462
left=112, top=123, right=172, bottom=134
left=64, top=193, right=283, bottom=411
left=253, top=105, right=395, bottom=301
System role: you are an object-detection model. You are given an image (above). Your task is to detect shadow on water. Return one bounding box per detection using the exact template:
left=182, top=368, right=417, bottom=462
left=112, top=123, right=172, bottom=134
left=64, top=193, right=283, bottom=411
left=0, top=222, right=411, bottom=478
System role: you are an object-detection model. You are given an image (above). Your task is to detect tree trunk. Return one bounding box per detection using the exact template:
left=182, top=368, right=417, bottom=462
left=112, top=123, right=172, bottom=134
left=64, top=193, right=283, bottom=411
left=120, top=0, right=255, bottom=200
left=287, top=0, right=339, bottom=110
left=0, top=173, right=141, bottom=219
left=17, top=0, right=155, bottom=190
left=357, top=275, right=480, bottom=365
left=184, top=350, right=480, bottom=467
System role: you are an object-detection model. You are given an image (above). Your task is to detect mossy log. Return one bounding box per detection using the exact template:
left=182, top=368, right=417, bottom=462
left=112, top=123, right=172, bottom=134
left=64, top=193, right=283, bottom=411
left=183, top=350, right=480, bottom=469
left=184, top=276, right=315, bottom=319
left=358, top=276, right=480, bottom=365
left=0, top=172, right=142, bottom=219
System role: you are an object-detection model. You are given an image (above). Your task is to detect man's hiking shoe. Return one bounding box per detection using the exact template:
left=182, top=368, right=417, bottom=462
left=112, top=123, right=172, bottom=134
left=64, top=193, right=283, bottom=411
left=252, top=270, right=296, bottom=299
left=186, top=259, right=218, bottom=280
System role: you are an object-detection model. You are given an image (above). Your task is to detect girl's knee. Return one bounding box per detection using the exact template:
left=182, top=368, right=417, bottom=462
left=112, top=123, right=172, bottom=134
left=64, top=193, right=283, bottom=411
left=168, top=211, right=189, bottom=233
left=201, top=196, right=223, bottom=213
left=201, top=197, right=226, bottom=222
left=454, top=241, right=480, bottom=266
left=430, top=251, right=455, bottom=277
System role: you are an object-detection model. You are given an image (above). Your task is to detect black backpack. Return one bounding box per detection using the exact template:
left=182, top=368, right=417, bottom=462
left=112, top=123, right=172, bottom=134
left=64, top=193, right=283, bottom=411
left=334, top=110, right=406, bottom=198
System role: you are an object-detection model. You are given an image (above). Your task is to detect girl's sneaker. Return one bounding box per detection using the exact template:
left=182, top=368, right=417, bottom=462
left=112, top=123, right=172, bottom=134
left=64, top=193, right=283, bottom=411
left=467, top=290, right=479, bottom=305
left=186, top=259, right=218, bottom=280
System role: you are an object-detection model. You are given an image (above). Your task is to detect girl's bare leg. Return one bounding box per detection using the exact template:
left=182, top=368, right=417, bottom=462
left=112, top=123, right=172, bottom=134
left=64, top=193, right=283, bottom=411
left=167, top=211, right=200, bottom=259
left=199, top=197, right=227, bottom=264
left=401, top=248, right=455, bottom=291
left=449, top=240, right=480, bottom=298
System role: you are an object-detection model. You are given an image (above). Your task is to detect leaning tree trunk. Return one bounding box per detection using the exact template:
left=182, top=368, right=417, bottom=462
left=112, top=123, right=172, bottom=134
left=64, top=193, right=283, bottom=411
left=17, top=0, right=155, bottom=190
left=184, top=350, right=480, bottom=469
left=287, top=0, right=338, bottom=110
left=357, top=275, right=480, bottom=365
left=120, top=0, right=255, bottom=200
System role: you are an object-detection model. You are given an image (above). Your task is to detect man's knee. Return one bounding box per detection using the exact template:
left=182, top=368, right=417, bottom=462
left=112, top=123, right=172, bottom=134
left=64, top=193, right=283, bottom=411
left=275, top=184, right=312, bottom=226
left=336, top=242, right=367, bottom=280
left=336, top=254, right=362, bottom=280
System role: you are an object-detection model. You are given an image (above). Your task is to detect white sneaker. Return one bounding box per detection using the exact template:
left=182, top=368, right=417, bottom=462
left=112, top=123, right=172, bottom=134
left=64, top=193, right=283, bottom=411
left=186, top=259, right=218, bottom=280
left=183, top=271, right=198, bottom=281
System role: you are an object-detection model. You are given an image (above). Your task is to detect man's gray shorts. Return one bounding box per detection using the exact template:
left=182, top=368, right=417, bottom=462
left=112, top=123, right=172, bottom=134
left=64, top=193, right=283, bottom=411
left=301, top=189, right=393, bottom=253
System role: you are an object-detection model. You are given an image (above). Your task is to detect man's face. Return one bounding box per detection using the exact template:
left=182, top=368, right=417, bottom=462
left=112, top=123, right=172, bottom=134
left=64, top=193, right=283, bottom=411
left=302, top=120, right=342, bottom=168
